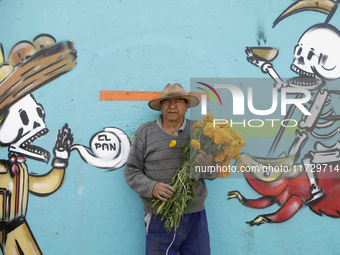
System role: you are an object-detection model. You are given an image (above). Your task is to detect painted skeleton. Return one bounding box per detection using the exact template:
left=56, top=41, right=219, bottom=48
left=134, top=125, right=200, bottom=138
left=0, top=94, right=73, bottom=254
left=0, top=34, right=77, bottom=254
left=245, top=23, right=340, bottom=203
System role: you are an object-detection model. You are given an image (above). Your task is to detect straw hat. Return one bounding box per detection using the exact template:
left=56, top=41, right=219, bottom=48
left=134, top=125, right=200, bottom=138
left=0, top=35, right=77, bottom=115
left=148, top=83, right=199, bottom=111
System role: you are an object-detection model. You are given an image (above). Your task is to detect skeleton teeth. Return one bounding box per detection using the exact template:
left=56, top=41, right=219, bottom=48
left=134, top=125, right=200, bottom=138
left=18, top=128, right=50, bottom=160
left=289, top=78, right=318, bottom=86
left=291, top=64, right=315, bottom=78
left=22, top=128, right=48, bottom=147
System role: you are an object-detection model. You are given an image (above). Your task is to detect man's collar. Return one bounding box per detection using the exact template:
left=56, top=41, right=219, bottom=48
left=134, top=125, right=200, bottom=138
left=156, top=115, right=187, bottom=136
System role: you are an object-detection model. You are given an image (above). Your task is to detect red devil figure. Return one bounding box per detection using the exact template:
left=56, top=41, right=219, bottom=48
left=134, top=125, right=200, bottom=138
left=228, top=153, right=340, bottom=226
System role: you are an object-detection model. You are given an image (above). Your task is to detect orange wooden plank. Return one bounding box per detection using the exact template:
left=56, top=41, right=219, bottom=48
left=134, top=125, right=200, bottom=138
left=100, top=91, right=208, bottom=102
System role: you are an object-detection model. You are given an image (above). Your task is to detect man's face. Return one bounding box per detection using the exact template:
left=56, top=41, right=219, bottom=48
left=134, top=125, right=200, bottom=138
left=161, top=97, right=188, bottom=123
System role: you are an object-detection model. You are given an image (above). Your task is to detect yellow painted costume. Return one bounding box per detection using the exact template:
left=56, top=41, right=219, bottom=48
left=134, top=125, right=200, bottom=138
left=0, top=158, right=66, bottom=255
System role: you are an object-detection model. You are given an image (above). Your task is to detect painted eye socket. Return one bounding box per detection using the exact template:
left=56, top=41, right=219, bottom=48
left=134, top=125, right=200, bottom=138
left=20, top=110, right=29, bottom=125
left=319, top=54, right=327, bottom=65
left=297, top=47, right=302, bottom=56
left=36, top=107, right=45, bottom=119
left=295, top=45, right=302, bottom=56
left=307, top=50, right=314, bottom=61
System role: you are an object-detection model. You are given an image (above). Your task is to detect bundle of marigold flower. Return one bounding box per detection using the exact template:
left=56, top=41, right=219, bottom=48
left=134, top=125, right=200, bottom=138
left=192, top=114, right=247, bottom=179
left=151, top=114, right=246, bottom=231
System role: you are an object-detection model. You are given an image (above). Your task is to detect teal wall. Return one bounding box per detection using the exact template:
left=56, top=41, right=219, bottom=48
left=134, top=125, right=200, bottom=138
left=1, top=0, right=340, bottom=254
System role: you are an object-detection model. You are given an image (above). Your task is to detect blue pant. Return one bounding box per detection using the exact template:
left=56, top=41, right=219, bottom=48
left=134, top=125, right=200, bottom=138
left=145, top=209, right=210, bottom=255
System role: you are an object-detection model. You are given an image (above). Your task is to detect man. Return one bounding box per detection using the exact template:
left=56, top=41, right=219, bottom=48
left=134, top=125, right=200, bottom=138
left=124, top=83, right=216, bottom=255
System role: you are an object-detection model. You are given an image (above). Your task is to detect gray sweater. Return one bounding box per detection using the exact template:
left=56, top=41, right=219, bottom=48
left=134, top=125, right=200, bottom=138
left=124, top=119, right=215, bottom=214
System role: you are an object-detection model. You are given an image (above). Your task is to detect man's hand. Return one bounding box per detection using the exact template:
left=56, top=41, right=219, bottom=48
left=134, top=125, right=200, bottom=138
left=195, top=150, right=214, bottom=168
left=152, top=182, right=176, bottom=202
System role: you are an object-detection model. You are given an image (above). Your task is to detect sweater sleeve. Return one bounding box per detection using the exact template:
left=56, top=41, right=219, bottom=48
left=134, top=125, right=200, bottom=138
left=201, top=170, right=218, bottom=180
left=124, top=130, right=158, bottom=198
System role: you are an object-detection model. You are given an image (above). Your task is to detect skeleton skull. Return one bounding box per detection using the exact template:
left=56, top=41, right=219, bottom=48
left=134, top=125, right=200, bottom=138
left=0, top=94, right=50, bottom=162
left=292, top=23, right=340, bottom=81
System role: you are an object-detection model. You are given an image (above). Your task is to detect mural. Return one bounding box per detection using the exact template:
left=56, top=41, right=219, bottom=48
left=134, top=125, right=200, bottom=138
left=0, top=33, right=130, bottom=254
left=0, top=34, right=76, bottom=254
left=228, top=0, right=340, bottom=226
left=5, top=0, right=340, bottom=254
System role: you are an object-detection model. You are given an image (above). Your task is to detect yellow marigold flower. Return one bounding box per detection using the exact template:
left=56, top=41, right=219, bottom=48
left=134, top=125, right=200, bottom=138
left=226, top=148, right=236, bottom=159
left=216, top=162, right=232, bottom=179
left=214, top=151, right=225, bottom=162
left=169, top=140, right=176, bottom=147
left=214, top=129, right=232, bottom=145
left=217, top=119, right=231, bottom=131
left=225, top=159, right=231, bottom=166
left=233, top=131, right=242, bottom=137
left=240, top=139, right=247, bottom=147
left=193, top=121, right=203, bottom=129
left=231, top=140, right=239, bottom=147
left=217, top=171, right=230, bottom=179
left=203, top=122, right=215, bottom=138
left=191, top=139, right=201, bottom=150
left=222, top=119, right=230, bottom=127
left=203, top=113, right=214, bottom=123
left=213, top=132, right=224, bottom=145
left=238, top=165, right=245, bottom=172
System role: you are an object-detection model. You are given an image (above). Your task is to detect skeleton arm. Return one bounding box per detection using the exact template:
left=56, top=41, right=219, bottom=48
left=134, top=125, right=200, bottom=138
left=29, top=124, right=73, bottom=196
left=29, top=167, right=65, bottom=196
left=246, top=47, right=287, bottom=88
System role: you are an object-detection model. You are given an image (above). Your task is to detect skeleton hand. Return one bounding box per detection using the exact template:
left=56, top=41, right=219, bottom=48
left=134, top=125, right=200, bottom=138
left=246, top=215, right=269, bottom=226
left=53, top=124, right=73, bottom=160
left=246, top=47, right=286, bottom=88
left=228, top=190, right=247, bottom=205
left=245, top=47, right=267, bottom=68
